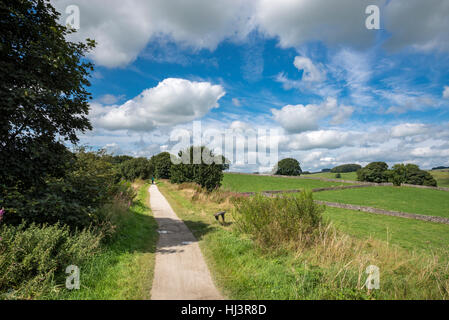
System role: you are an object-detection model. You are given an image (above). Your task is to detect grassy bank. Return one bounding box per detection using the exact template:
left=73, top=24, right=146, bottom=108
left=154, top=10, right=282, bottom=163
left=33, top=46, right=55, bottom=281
left=222, top=173, right=350, bottom=192
left=314, top=186, right=449, bottom=218
left=45, top=183, right=158, bottom=300
left=158, top=181, right=449, bottom=300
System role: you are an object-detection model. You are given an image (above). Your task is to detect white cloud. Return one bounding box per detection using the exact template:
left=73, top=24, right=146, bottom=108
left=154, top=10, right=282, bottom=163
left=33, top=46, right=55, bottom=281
left=91, top=78, right=225, bottom=131
left=271, top=98, right=353, bottom=133
left=282, top=130, right=354, bottom=151
left=443, top=86, right=449, bottom=99
left=391, top=123, right=429, bottom=138
left=293, top=56, right=325, bottom=82
left=53, top=0, right=254, bottom=68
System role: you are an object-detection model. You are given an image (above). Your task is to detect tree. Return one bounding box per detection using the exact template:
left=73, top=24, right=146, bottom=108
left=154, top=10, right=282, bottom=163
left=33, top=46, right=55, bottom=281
left=118, top=158, right=154, bottom=181
left=403, top=164, right=437, bottom=187
left=389, top=164, right=407, bottom=186
left=0, top=0, right=95, bottom=192
left=151, top=152, right=172, bottom=179
left=275, top=158, right=302, bottom=176
left=357, top=162, right=389, bottom=183
left=170, top=146, right=228, bottom=191
left=331, top=164, right=362, bottom=173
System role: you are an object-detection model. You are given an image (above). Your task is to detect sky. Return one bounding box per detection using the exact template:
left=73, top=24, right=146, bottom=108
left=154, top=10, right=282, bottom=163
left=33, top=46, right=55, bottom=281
left=52, top=0, right=449, bottom=172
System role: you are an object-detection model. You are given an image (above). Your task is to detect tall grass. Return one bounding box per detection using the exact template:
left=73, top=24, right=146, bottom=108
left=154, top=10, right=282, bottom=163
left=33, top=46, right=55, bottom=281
left=232, top=191, right=324, bottom=249
left=229, top=189, right=449, bottom=299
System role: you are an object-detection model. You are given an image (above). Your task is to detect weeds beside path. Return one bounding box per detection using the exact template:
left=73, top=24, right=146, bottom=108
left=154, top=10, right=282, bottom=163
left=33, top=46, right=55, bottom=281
left=46, top=183, right=159, bottom=300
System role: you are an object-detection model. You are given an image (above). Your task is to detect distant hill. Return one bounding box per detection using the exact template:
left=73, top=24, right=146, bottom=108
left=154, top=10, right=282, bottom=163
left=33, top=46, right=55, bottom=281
left=432, top=166, right=449, bottom=170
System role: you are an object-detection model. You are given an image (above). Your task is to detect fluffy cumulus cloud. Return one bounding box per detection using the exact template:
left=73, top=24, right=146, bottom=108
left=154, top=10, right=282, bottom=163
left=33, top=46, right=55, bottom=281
left=281, top=130, right=355, bottom=151
left=53, top=0, right=449, bottom=68
left=271, top=98, right=353, bottom=133
left=52, top=0, right=253, bottom=67
left=90, top=78, right=225, bottom=131
left=390, top=123, right=430, bottom=138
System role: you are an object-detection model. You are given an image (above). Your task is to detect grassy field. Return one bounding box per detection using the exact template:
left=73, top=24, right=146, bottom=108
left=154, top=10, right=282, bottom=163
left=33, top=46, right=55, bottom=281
left=222, top=173, right=350, bottom=192
left=306, top=172, right=358, bottom=180
left=314, top=186, right=449, bottom=218
left=324, top=207, right=449, bottom=252
left=158, top=181, right=449, bottom=299
left=46, top=183, right=158, bottom=300
left=430, top=169, right=449, bottom=187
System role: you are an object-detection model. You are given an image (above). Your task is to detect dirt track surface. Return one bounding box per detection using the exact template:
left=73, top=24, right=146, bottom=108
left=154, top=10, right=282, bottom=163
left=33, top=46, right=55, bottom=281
left=149, top=185, right=223, bottom=300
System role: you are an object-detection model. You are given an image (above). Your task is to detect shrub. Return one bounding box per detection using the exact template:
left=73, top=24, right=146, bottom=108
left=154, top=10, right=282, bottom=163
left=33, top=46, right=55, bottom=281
left=232, top=191, right=325, bottom=249
left=335, top=173, right=342, bottom=179
left=331, top=164, right=362, bottom=173
left=170, top=146, right=228, bottom=191
left=0, top=223, right=102, bottom=299
left=1, top=149, right=118, bottom=228
left=357, top=162, right=389, bottom=183
left=275, top=158, right=302, bottom=176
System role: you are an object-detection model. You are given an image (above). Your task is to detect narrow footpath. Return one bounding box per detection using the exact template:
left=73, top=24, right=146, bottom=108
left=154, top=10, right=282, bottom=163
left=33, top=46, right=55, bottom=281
left=149, top=184, right=223, bottom=300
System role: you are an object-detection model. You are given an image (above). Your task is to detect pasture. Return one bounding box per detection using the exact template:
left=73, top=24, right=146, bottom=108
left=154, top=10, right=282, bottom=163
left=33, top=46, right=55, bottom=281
left=306, top=172, right=358, bottom=180
left=314, top=186, right=449, bottom=218
left=222, top=173, right=350, bottom=192
left=430, top=169, right=449, bottom=187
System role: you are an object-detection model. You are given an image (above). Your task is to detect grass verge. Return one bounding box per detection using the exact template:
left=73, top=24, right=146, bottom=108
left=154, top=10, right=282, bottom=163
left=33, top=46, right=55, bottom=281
left=45, top=183, right=158, bottom=300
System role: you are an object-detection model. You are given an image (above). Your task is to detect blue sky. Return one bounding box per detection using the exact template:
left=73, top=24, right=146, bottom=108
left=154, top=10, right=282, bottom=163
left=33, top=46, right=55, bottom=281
left=53, top=0, right=449, bottom=172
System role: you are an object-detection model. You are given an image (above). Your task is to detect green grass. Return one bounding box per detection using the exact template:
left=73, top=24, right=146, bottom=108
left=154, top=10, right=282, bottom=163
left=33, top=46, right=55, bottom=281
left=314, top=186, right=449, bottom=218
left=222, top=173, right=350, bottom=192
left=430, top=169, right=449, bottom=187
left=158, top=181, right=449, bottom=300
left=306, top=172, right=358, bottom=180
left=324, top=207, right=449, bottom=252
left=46, top=184, right=158, bottom=300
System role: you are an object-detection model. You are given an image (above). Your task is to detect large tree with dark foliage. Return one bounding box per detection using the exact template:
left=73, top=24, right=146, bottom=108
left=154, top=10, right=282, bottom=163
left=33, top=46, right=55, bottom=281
left=0, top=0, right=95, bottom=192
left=151, top=152, right=172, bottom=179
left=170, top=146, right=229, bottom=191
left=275, top=158, right=302, bottom=176
left=390, top=164, right=437, bottom=187
left=357, top=162, right=389, bottom=183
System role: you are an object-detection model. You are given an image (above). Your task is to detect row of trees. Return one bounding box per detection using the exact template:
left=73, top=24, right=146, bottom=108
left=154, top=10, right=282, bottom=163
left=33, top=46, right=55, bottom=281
left=114, top=147, right=229, bottom=191
left=357, top=162, right=437, bottom=186
left=272, top=158, right=437, bottom=187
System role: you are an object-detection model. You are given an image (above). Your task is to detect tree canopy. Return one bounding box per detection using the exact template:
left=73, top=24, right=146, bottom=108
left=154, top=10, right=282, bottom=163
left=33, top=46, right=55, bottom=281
left=275, top=158, right=302, bottom=176
left=0, top=0, right=95, bottom=191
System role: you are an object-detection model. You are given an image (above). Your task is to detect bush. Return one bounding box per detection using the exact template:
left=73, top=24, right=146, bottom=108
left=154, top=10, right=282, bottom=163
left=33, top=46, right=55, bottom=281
left=275, top=158, right=302, bottom=176
left=335, top=173, right=342, bottom=179
left=232, top=191, right=325, bottom=249
left=118, top=157, right=154, bottom=181
left=357, top=162, right=389, bottom=183
left=331, top=164, right=361, bottom=173
left=0, top=223, right=102, bottom=299
left=170, top=146, right=228, bottom=192
left=1, top=149, right=118, bottom=228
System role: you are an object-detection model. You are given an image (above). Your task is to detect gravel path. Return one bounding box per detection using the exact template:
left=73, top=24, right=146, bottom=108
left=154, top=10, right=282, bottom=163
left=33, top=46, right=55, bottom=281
left=149, top=185, right=223, bottom=300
